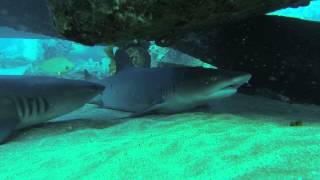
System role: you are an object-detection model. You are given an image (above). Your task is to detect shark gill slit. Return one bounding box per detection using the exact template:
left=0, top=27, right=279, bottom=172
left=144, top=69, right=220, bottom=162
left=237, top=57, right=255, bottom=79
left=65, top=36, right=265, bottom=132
left=38, top=97, right=45, bottom=114
left=11, top=97, right=22, bottom=119
left=35, top=97, right=41, bottom=114
left=17, top=98, right=25, bottom=118
left=27, top=98, right=33, bottom=116
left=21, top=98, right=29, bottom=118
left=42, top=97, right=50, bottom=112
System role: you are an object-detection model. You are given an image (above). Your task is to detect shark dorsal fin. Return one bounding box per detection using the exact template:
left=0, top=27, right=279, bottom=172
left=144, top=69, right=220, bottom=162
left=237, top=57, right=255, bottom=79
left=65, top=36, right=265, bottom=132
left=84, top=69, right=92, bottom=81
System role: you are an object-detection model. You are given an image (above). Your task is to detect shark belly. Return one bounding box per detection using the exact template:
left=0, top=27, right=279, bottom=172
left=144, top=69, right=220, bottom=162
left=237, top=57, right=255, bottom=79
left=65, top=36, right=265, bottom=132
left=152, top=94, right=209, bottom=114
left=102, top=91, right=154, bottom=112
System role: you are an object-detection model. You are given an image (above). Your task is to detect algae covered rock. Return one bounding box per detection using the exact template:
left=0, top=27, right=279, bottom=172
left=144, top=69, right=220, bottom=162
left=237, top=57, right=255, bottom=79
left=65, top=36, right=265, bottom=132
left=47, top=0, right=309, bottom=45
left=0, top=0, right=61, bottom=38
left=104, top=40, right=151, bottom=75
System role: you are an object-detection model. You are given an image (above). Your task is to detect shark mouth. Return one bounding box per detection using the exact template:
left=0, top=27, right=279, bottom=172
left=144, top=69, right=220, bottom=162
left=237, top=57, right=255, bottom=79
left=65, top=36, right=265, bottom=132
left=223, top=83, right=243, bottom=90
left=210, top=74, right=252, bottom=99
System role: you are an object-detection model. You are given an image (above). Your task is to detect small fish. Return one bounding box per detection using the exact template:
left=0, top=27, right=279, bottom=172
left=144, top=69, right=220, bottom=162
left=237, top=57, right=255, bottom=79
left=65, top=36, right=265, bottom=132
left=88, top=67, right=251, bottom=116
left=0, top=76, right=105, bottom=144
left=25, top=57, right=75, bottom=76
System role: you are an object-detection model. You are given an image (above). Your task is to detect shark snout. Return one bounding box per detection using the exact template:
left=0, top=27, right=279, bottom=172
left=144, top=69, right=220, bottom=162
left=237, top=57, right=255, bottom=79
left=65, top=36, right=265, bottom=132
left=205, top=72, right=252, bottom=99
left=68, top=80, right=105, bottom=97
left=87, top=83, right=105, bottom=92
left=229, top=73, right=252, bottom=88
left=83, top=84, right=105, bottom=96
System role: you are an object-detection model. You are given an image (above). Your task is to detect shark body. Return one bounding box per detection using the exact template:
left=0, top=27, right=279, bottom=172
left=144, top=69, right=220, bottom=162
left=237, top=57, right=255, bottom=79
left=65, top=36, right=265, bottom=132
left=0, top=75, right=104, bottom=144
left=90, top=67, right=251, bottom=116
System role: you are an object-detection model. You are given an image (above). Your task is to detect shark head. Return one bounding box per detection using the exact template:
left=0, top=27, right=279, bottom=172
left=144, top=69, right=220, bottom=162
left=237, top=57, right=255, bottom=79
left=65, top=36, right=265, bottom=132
left=173, top=68, right=251, bottom=99
left=0, top=76, right=105, bottom=129
left=157, top=67, right=251, bottom=113
left=201, top=70, right=252, bottom=99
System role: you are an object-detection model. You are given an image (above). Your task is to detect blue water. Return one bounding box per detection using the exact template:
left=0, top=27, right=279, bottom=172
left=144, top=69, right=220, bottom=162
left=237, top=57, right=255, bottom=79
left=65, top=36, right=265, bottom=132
left=269, top=0, right=320, bottom=22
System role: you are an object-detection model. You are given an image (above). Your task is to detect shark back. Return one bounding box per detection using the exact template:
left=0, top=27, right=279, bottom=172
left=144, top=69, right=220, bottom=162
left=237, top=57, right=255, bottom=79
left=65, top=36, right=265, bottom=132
left=101, top=68, right=176, bottom=112
left=0, top=75, right=105, bottom=144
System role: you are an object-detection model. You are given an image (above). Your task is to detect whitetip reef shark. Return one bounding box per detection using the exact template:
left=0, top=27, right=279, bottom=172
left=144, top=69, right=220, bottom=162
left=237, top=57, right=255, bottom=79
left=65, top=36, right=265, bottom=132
left=0, top=76, right=105, bottom=144
left=87, top=67, right=251, bottom=117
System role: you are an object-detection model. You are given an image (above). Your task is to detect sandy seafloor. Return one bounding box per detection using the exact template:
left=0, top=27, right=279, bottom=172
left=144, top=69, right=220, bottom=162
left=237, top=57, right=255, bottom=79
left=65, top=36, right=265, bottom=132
left=0, top=94, right=320, bottom=179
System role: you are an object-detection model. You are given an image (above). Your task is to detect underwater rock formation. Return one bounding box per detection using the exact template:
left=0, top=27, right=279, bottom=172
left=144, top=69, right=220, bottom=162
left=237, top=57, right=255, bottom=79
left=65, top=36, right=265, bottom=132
left=0, top=0, right=310, bottom=45
left=0, top=0, right=61, bottom=38
left=105, top=40, right=151, bottom=75
left=47, top=0, right=309, bottom=45
left=115, top=40, right=151, bottom=70
left=171, top=15, right=320, bottom=104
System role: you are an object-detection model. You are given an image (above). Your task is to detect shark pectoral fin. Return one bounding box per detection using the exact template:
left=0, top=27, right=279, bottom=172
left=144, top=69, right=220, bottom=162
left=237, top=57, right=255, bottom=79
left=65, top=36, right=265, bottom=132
left=128, top=104, right=162, bottom=118
left=97, top=105, right=137, bottom=113
left=89, top=99, right=104, bottom=108
left=0, top=118, right=19, bottom=144
left=128, top=97, right=167, bottom=118
left=192, top=104, right=211, bottom=112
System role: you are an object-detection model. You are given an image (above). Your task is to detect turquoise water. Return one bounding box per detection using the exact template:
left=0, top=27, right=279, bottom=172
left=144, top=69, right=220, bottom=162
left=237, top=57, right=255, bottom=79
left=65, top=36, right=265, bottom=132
left=269, top=0, right=320, bottom=21
left=0, top=39, right=209, bottom=77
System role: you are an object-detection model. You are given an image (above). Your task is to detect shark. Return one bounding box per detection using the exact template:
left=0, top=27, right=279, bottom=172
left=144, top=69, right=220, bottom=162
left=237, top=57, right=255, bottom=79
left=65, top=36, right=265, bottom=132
left=0, top=75, right=105, bottom=144
left=88, top=67, right=251, bottom=116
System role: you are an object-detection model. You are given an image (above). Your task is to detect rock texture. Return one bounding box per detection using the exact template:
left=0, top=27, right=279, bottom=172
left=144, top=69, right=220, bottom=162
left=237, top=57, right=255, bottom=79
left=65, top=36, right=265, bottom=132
left=0, top=0, right=61, bottom=38
left=47, top=0, right=309, bottom=45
